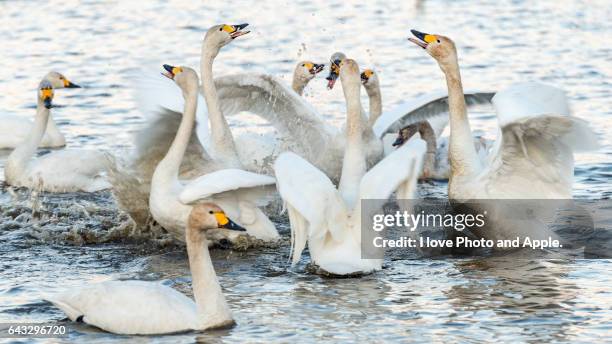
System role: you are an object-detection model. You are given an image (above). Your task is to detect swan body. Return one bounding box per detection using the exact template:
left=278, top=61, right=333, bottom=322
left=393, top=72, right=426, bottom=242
left=408, top=30, right=598, bottom=241
left=4, top=78, right=111, bottom=193
left=0, top=72, right=79, bottom=149
left=46, top=204, right=239, bottom=335
left=148, top=25, right=278, bottom=242
left=275, top=59, right=425, bottom=275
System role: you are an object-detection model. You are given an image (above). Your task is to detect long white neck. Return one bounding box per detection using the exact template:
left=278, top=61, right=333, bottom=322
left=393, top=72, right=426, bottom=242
left=365, top=84, right=382, bottom=128
left=291, top=74, right=309, bottom=96
left=338, top=80, right=366, bottom=209
left=7, top=100, right=49, bottom=174
left=442, top=62, right=481, bottom=180
left=186, top=235, right=233, bottom=329
left=201, top=46, right=241, bottom=167
left=44, top=116, right=65, bottom=146
left=155, top=90, right=197, bottom=182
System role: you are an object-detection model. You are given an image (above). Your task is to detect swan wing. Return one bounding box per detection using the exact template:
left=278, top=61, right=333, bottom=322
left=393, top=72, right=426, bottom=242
left=274, top=152, right=348, bottom=265
left=359, top=138, right=426, bottom=201
left=483, top=115, right=597, bottom=198
left=133, top=69, right=211, bottom=152
left=45, top=281, right=198, bottom=335
left=372, top=90, right=495, bottom=138
left=179, top=168, right=276, bottom=204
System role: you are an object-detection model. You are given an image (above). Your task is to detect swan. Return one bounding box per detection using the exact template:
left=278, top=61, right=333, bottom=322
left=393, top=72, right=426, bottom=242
left=292, top=61, right=325, bottom=96
left=45, top=203, right=240, bottom=335
left=0, top=72, right=80, bottom=149
left=390, top=121, right=491, bottom=180
left=149, top=59, right=278, bottom=242
left=407, top=29, right=598, bottom=240
left=274, top=58, right=426, bottom=276
left=4, top=78, right=112, bottom=193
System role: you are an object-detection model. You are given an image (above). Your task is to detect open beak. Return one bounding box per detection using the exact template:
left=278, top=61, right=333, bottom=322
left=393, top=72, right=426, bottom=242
left=215, top=212, right=247, bottom=232
left=392, top=134, right=405, bottom=147
left=229, top=23, right=250, bottom=39
left=162, top=64, right=176, bottom=80
left=408, top=29, right=429, bottom=49
left=326, top=60, right=341, bottom=89
left=310, top=63, right=325, bottom=75
left=360, top=72, right=369, bottom=85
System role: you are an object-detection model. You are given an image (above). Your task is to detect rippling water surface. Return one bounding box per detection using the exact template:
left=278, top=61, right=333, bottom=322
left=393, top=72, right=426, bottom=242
left=0, top=0, right=610, bottom=342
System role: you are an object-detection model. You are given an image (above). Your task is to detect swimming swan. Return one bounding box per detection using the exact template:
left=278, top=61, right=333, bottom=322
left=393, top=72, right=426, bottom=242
left=274, top=59, right=426, bottom=275
left=46, top=203, right=240, bottom=335
left=0, top=72, right=80, bottom=149
left=408, top=29, right=598, bottom=240
left=4, top=78, right=111, bottom=193
left=149, top=58, right=278, bottom=242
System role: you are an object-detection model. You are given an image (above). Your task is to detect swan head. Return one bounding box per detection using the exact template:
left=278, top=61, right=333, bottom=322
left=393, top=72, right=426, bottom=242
left=392, top=124, right=418, bottom=147
left=38, top=80, right=54, bottom=109
left=162, top=64, right=199, bottom=95
left=408, top=29, right=458, bottom=68
left=360, top=69, right=379, bottom=89
left=204, top=23, right=250, bottom=51
left=325, top=52, right=347, bottom=89
left=44, top=72, right=80, bottom=89
left=338, top=58, right=362, bottom=93
left=294, top=61, right=325, bottom=81
left=187, top=203, right=246, bottom=242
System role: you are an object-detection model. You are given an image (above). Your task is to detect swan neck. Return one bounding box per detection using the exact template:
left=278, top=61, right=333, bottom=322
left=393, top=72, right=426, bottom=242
left=365, top=85, right=382, bottom=127
left=157, top=91, right=197, bottom=179
left=44, top=116, right=65, bottom=146
left=186, top=234, right=232, bottom=329
left=338, top=82, right=366, bottom=209
left=419, top=122, right=437, bottom=175
left=291, top=75, right=307, bottom=96
left=8, top=102, right=49, bottom=169
left=201, top=50, right=241, bottom=166
left=443, top=62, right=480, bottom=177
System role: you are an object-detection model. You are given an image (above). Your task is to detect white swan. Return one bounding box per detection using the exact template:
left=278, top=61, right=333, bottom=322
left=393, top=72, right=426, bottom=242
left=46, top=203, right=239, bottom=335
left=408, top=29, right=598, bottom=240
left=274, top=59, right=426, bottom=275
left=292, top=61, right=325, bottom=96
left=0, top=72, right=80, bottom=149
left=4, top=78, right=111, bottom=193
left=390, top=121, right=492, bottom=180
left=149, top=59, right=278, bottom=242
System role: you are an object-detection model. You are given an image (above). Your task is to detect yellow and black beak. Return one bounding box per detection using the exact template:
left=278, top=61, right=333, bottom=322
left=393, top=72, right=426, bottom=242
left=360, top=70, right=373, bottom=85
left=214, top=211, right=246, bottom=232
left=162, top=64, right=182, bottom=80
left=310, top=63, right=325, bottom=75
left=41, top=87, right=54, bottom=109
left=223, top=23, right=250, bottom=39
left=409, top=29, right=436, bottom=49
left=63, top=78, right=81, bottom=88
left=326, top=59, right=341, bottom=89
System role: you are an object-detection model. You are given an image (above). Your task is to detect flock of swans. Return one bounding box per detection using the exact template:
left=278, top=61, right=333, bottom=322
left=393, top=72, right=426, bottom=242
left=0, top=23, right=598, bottom=334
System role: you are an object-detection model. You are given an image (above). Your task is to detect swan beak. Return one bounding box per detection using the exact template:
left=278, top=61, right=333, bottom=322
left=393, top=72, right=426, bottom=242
left=326, top=60, right=341, bottom=89
left=310, top=63, right=325, bottom=75
left=392, top=134, right=405, bottom=147
left=215, top=212, right=247, bottom=232
left=63, top=79, right=81, bottom=88
left=408, top=29, right=432, bottom=49
left=41, top=88, right=54, bottom=109
left=162, top=64, right=182, bottom=80
left=361, top=70, right=373, bottom=85
left=228, top=23, right=250, bottom=39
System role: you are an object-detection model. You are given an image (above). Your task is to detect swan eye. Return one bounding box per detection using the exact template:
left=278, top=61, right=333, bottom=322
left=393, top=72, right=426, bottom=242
left=219, top=27, right=223, bottom=31
left=437, top=39, right=440, bottom=43
left=209, top=211, right=213, bottom=214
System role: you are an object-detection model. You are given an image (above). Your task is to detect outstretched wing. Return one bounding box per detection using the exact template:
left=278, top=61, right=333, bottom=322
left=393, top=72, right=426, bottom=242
left=372, top=90, right=495, bottom=138
left=179, top=168, right=276, bottom=204
left=274, top=152, right=348, bottom=265
left=133, top=68, right=211, bottom=152
left=482, top=115, right=598, bottom=198
left=359, top=138, right=426, bottom=201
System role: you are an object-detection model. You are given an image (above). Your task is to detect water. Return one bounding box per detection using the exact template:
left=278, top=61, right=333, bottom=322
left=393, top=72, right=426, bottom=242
left=1, top=0, right=611, bottom=342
